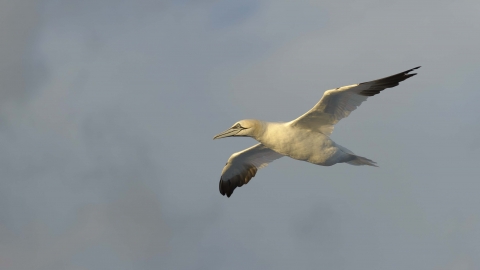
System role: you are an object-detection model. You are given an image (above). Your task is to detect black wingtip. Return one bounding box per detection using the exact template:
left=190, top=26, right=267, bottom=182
left=218, top=166, right=258, bottom=198
left=406, top=66, right=421, bottom=73
left=219, top=177, right=235, bottom=198
left=357, top=66, right=421, bottom=96
left=219, top=179, right=225, bottom=196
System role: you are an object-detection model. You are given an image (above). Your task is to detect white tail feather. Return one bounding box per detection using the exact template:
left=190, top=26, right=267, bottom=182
left=346, top=155, right=378, bottom=167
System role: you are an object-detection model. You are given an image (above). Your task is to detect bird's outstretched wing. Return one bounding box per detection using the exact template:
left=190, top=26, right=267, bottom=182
left=290, top=66, right=420, bottom=136
left=219, top=143, right=283, bottom=197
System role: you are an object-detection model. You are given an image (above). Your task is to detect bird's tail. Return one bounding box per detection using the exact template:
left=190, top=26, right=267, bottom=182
left=345, top=154, right=378, bottom=167
left=336, top=144, right=378, bottom=167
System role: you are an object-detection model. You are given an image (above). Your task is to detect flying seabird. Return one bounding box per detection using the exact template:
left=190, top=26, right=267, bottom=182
left=214, top=67, right=420, bottom=197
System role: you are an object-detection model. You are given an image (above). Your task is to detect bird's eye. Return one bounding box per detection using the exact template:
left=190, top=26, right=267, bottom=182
left=234, top=123, right=242, bottom=128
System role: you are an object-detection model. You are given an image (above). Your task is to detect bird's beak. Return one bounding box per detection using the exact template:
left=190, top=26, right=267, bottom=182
left=213, top=127, right=242, bottom=140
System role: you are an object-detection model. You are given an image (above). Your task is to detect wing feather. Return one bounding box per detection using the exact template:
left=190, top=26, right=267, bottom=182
left=290, top=67, right=420, bottom=136
left=219, top=143, right=283, bottom=197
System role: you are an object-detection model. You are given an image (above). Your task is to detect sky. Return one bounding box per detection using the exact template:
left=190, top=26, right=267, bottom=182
left=1, top=0, right=480, bottom=269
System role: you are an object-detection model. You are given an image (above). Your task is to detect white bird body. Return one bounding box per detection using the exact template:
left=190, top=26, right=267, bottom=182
left=254, top=121, right=352, bottom=166
left=214, top=67, right=420, bottom=197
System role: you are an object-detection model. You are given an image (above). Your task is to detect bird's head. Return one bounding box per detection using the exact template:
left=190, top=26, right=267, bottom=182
left=213, top=119, right=262, bottom=140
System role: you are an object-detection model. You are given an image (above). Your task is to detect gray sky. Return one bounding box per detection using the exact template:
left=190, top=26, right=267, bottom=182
left=1, top=0, right=480, bottom=269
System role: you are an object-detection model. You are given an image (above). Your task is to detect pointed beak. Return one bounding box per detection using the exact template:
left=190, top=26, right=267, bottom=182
left=213, top=127, right=241, bottom=140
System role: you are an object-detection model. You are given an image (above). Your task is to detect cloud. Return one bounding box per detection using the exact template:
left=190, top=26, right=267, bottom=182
left=0, top=0, right=41, bottom=108
left=0, top=184, right=169, bottom=270
left=1, top=0, right=480, bottom=269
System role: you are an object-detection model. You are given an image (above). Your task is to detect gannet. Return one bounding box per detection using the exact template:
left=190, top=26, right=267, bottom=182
left=214, top=67, right=420, bottom=197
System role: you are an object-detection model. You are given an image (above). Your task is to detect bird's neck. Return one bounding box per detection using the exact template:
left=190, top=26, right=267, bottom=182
left=253, top=121, right=282, bottom=142
left=247, top=120, right=266, bottom=140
